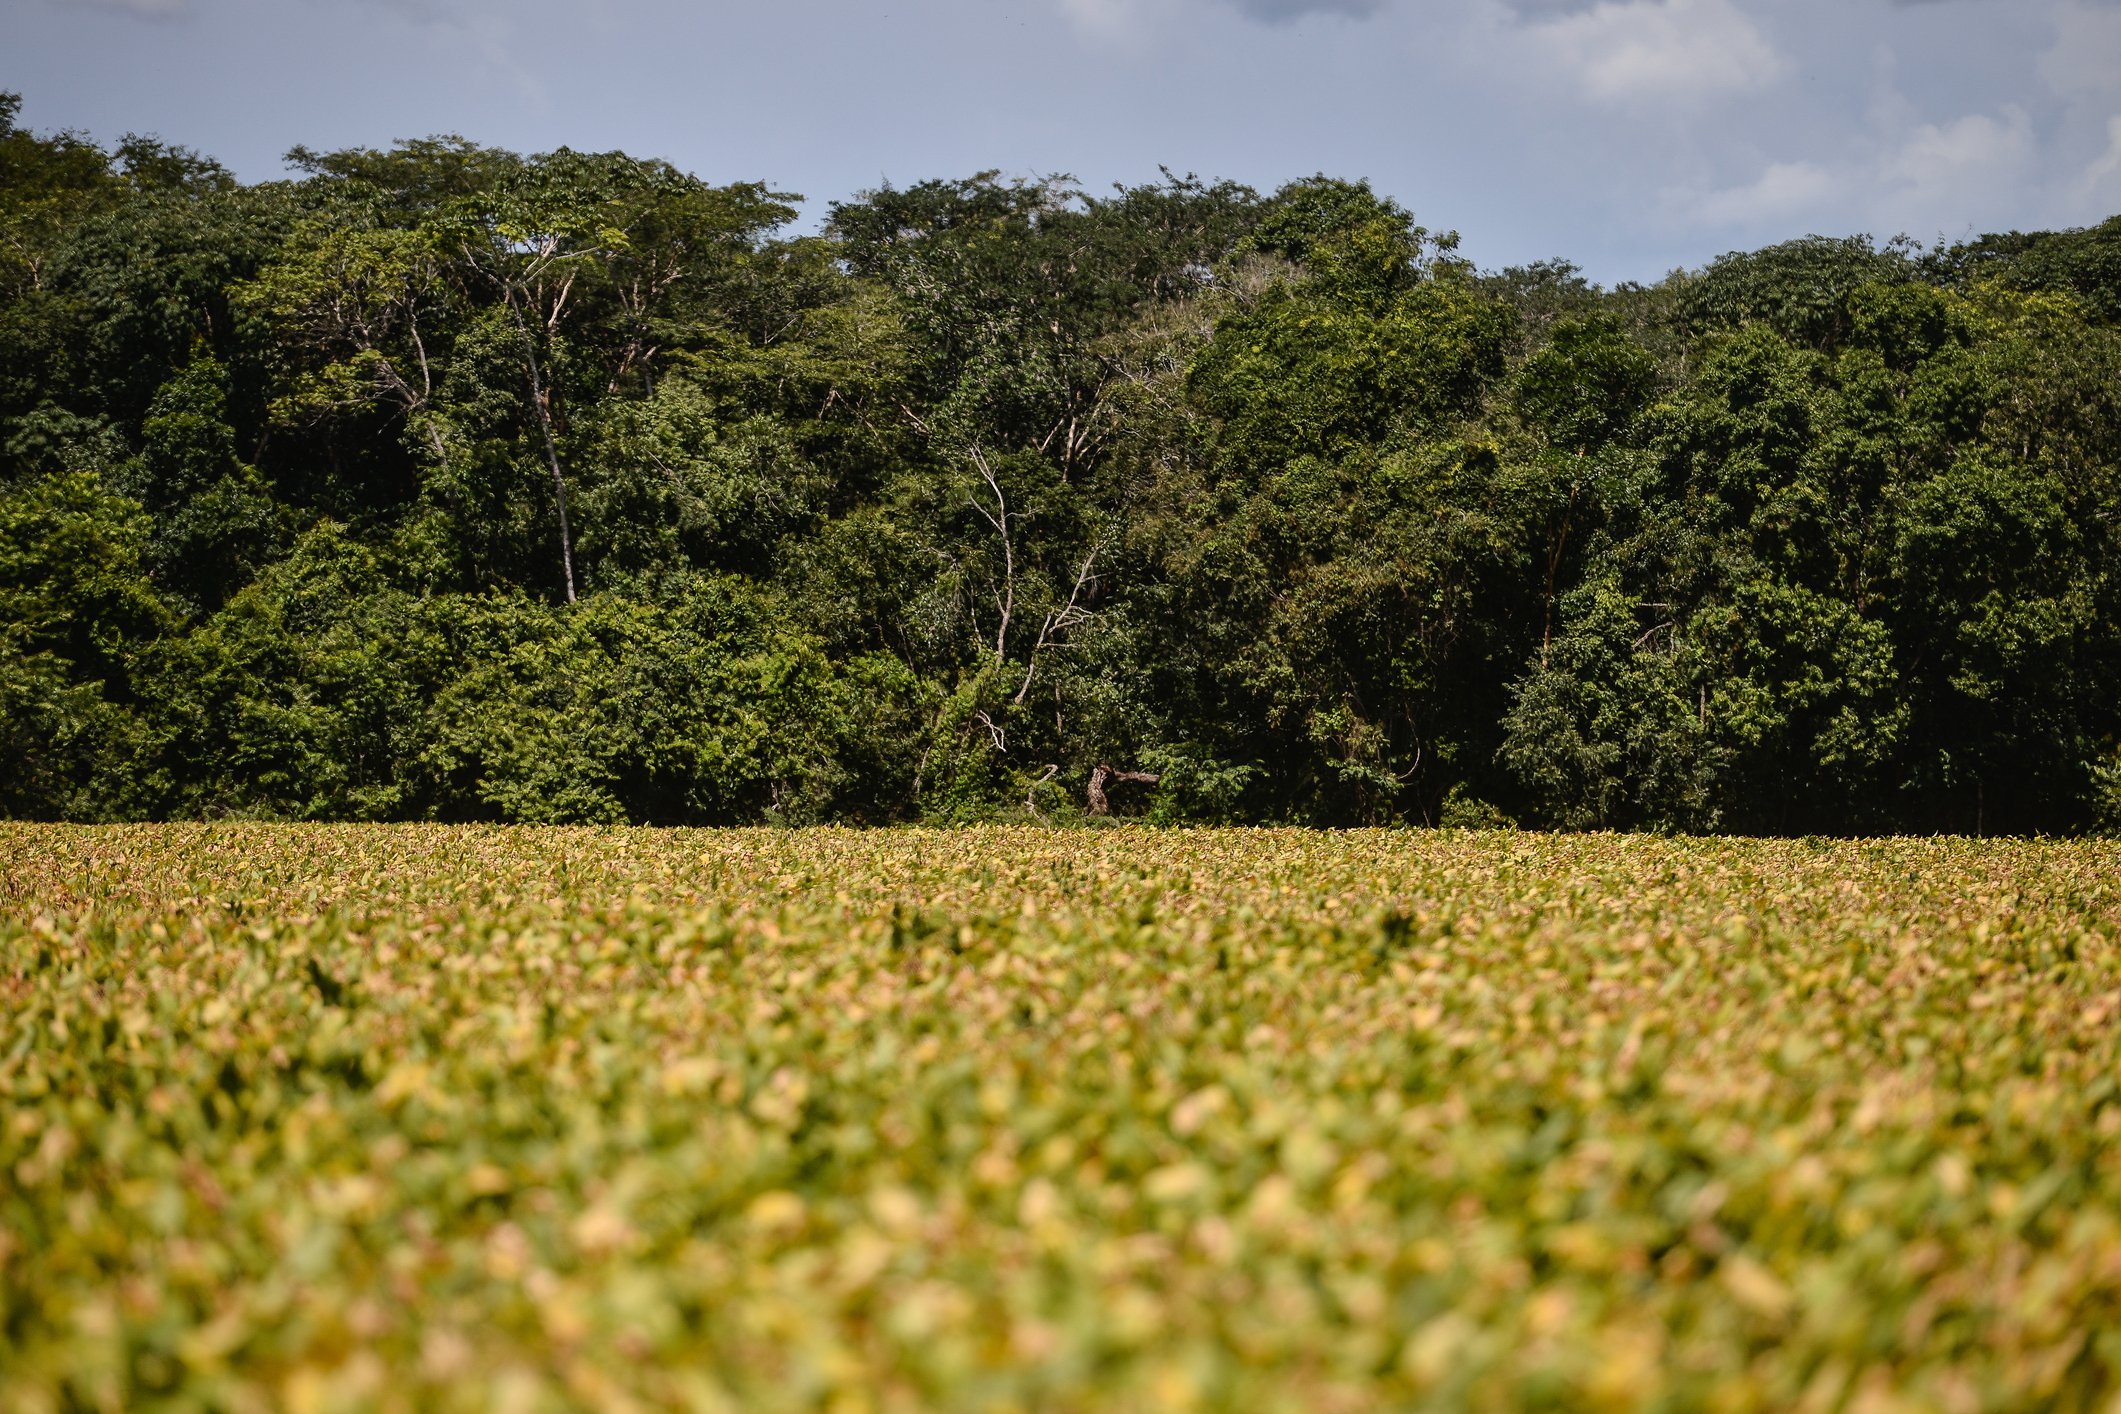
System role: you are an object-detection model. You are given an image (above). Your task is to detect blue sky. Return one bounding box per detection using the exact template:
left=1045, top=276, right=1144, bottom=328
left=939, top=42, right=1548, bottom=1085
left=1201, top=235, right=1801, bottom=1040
left=13, top=0, right=2121, bottom=282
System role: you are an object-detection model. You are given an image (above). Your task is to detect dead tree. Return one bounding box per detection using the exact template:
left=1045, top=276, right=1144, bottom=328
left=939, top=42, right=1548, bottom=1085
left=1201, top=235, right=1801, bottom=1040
left=1086, top=764, right=1161, bottom=816
left=1014, top=529, right=1109, bottom=705
left=966, top=443, right=1015, bottom=665
left=1025, top=765, right=1060, bottom=817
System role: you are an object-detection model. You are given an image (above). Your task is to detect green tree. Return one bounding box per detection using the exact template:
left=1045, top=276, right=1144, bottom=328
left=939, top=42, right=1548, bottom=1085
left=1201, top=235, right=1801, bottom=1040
left=0, top=470, right=171, bottom=816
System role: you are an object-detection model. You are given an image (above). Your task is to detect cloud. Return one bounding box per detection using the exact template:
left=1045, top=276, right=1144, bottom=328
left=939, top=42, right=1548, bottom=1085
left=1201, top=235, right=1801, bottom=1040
left=1060, top=0, right=1386, bottom=33
left=1687, top=105, right=2037, bottom=235
left=1056, top=0, right=1147, bottom=39
left=2040, top=0, right=2121, bottom=98
left=1519, top=0, right=1784, bottom=105
left=1880, top=107, right=2035, bottom=195
left=332, top=0, right=446, bottom=18
left=62, top=0, right=187, bottom=16
left=1692, top=160, right=1841, bottom=225
left=2072, top=113, right=2121, bottom=205
left=1217, top=0, right=1388, bottom=19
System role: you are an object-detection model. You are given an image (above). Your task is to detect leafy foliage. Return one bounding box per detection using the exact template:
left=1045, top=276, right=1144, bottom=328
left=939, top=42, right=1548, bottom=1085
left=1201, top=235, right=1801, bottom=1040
left=6, top=826, right=2121, bottom=1409
left=2, top=90, right=2120, bottom=831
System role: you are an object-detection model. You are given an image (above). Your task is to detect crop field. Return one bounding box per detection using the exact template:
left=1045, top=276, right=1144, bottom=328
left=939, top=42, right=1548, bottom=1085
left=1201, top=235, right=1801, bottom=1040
left=4, top=826, right=2121, bottom=1412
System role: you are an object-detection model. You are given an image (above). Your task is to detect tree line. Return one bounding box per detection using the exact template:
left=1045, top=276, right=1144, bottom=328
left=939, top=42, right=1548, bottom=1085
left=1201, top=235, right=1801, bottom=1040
left=5, top=92, right=2120, bottom=832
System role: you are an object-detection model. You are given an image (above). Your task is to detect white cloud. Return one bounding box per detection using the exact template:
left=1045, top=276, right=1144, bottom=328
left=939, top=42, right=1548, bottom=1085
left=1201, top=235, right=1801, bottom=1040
left=1685, top=104, right=2037, bottom=236
left=2029, top=0, right=2121, bottom=223
left=63, top=0, right=187, bottom=16
left=2039, top=0, right=2121, bottom=99
left=1219, top=0, right=1388, bottom=20
left=1521, top=0, right=1784, bottom=105
left=1880, top=107, right=2035, bottom=196
left=1057, top=0, right=1382, bottom=40
left=1056, top=0, right=1153, bottom=41
left=2074, top=114, right=2121, bottom=205
left=1691, top=160, right=1841, bottom=225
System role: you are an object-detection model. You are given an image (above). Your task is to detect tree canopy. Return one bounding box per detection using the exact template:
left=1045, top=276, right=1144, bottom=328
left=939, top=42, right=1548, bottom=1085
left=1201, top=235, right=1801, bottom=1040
left=6, top=94, right=2120, bottom=832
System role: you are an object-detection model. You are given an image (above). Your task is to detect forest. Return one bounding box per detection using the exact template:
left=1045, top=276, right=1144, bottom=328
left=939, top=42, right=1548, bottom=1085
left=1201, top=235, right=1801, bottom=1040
left=4, top=91, right=2120, bottom=834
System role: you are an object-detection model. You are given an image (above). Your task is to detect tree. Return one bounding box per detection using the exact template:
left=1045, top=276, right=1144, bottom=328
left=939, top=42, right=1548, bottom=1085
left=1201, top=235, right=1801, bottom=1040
left=238, top=222, right=455, bottom=464
left=0, top=470, right=171, bottom=817
left=6, top=87, right=2121, bottom=832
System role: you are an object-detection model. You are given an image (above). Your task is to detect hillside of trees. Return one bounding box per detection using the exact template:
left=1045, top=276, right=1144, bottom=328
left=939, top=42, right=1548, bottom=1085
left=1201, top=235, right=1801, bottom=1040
left=6, top=93, right=2121, bottom=832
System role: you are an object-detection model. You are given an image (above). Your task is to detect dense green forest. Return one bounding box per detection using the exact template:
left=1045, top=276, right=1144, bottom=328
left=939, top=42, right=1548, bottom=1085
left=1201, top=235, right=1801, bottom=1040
left=5, top=92, right=2120, bottom=832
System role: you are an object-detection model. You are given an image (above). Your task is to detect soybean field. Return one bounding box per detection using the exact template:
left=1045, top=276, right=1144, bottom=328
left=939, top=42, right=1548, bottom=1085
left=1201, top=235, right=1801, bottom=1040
left=5, top=825, right=2121, bottom=1412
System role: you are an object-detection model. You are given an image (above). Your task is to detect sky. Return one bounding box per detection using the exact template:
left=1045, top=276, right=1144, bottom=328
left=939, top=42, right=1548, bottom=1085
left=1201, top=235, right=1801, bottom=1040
left=10, top=0, right=2121, bottom=283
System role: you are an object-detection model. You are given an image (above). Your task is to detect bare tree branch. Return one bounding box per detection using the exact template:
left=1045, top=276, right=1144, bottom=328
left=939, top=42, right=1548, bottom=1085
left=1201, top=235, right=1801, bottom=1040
left=972, top=710, right=1008, bottom=754
left=967, top=444, right=1014, bottom=665
left=1025, top=764, right=1059, bottom=817
left=1014, top=529, right=1110, bottom=705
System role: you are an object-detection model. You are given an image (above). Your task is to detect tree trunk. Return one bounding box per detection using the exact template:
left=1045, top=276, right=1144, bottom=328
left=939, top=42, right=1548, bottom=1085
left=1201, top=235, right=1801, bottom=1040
left=507, top=292, right=577, bottom=604
left=1087, top=764, right=1160, bottom=816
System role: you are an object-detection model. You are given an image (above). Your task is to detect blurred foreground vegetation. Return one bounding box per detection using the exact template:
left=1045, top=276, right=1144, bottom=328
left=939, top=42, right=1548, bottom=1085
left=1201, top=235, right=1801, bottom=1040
left=6, top=824, right=2121, bottom=1409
